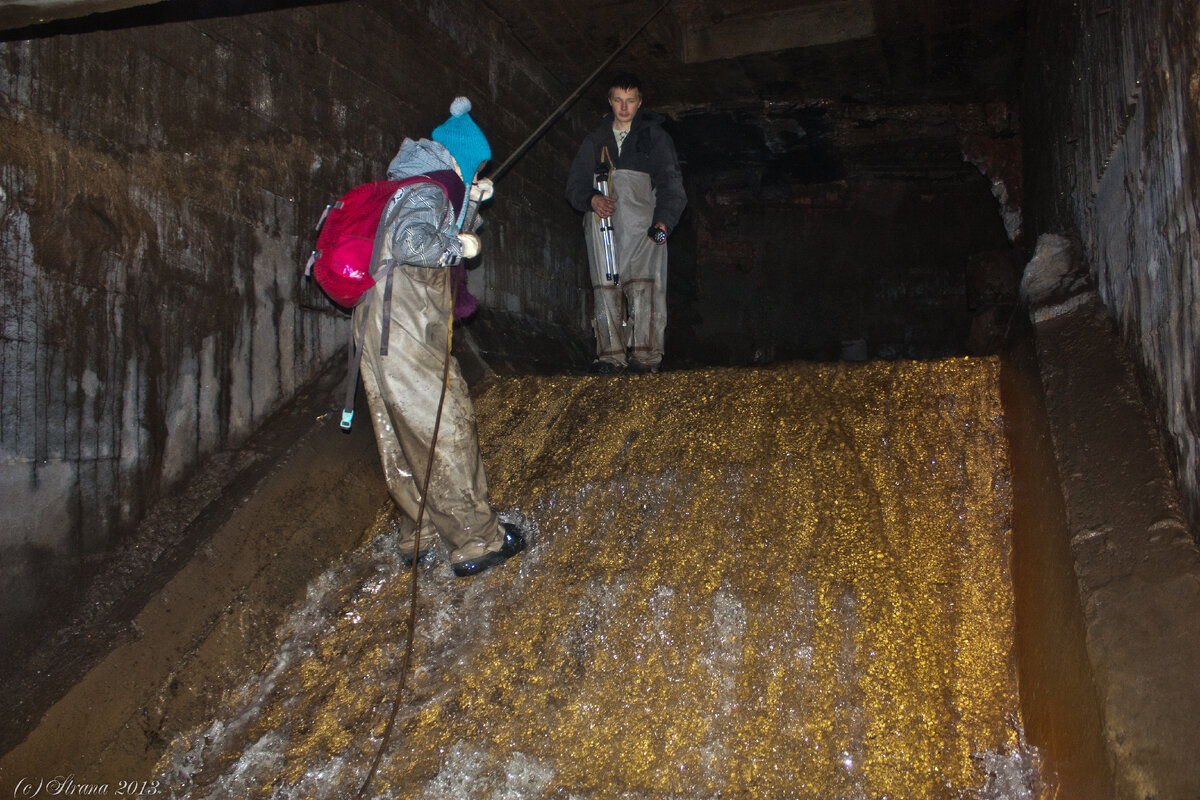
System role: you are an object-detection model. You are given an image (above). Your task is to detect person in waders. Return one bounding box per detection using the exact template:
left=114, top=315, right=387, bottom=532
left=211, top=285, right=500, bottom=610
left=356, top=97, right=526, bottom=577
left=565, top=73, right=686, bottom=374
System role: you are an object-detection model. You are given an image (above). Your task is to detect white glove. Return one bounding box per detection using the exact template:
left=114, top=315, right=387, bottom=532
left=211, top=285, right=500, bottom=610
left=456, top=233, right=481, bottom=259
left=469, top=178, right=495, bottom=202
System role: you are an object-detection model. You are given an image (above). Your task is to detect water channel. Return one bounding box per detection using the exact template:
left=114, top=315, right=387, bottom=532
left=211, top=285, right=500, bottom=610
left=150, top=359, right=1038, bottom=798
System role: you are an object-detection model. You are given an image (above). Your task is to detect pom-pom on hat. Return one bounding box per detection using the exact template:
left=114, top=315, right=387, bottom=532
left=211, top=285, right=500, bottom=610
left=432, top=97, right=491, bottom=183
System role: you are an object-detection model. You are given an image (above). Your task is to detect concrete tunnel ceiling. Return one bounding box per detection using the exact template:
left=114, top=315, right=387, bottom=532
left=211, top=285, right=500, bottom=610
left=0, top=0, right=165, bottom=29
left=495, top=0, right=1026, bottom=109
left=0, top=0, right=1026, bottom=109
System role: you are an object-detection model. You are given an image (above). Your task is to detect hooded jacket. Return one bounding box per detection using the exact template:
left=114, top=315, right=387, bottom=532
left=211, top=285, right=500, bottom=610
left=383, top=138, right=468, bottom=266
left=565, top=109, right=686, bottom=233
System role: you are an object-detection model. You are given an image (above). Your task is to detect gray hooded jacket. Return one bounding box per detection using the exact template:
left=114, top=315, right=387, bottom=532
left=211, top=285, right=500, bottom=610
left=382, top=138, right=469, bottom=266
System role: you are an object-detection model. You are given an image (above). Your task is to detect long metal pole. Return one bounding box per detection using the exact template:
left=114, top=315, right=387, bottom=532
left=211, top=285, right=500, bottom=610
left=490, top=0, right=674, bottom=181
left=355, top=5, right=673, bottom=790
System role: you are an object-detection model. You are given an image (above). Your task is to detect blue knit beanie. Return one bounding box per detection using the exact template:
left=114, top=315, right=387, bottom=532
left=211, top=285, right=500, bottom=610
left=432, top=97, right=491, bottom=183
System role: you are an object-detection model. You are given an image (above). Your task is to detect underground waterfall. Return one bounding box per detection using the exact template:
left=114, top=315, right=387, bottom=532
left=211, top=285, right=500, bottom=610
left=146, top=359, right=1034, bottom=799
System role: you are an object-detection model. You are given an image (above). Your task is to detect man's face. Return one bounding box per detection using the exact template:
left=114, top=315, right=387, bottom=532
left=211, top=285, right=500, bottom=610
left=609, top=86, right=642, bottom=125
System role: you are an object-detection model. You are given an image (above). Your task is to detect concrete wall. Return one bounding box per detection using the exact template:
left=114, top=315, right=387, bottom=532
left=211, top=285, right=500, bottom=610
left=1023, top=0, right=1200, bottom=528
left=0, top=0, right=588, bottom=645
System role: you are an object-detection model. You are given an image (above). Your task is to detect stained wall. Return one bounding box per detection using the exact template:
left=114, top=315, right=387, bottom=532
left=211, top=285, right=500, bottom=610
left=1023, top=0, right=1200, bottom=529
left=0, top=0, right=588, bottom=647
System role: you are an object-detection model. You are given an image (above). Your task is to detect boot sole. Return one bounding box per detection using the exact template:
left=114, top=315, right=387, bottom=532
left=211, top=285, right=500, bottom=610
left=452, top=526, right=527, bottom=577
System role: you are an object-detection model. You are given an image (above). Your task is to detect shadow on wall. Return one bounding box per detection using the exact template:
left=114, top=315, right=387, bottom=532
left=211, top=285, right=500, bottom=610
left=0, top=0, right=342, bottom=40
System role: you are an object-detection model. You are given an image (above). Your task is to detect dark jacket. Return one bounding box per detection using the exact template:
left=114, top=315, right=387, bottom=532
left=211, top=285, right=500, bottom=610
left=565, top=110, right=686, bottom=233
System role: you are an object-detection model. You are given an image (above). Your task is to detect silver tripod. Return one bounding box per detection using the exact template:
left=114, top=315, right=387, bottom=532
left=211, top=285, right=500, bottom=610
left=593, top=163, right=619, bottom=284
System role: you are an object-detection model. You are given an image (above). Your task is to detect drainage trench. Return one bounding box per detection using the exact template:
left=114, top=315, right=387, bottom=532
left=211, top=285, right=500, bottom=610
left=151, top=358, right=1032, bottom=798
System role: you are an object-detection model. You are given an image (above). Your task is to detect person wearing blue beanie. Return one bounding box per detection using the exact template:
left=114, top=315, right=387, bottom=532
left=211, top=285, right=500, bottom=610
left=355, top=96, right=526, bottom=579
left=433, top=96, right=492, bottom=186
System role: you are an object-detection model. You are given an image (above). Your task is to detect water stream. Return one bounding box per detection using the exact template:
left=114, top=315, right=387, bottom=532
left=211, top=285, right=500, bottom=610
left=150, top=359, right=1040, bottom=799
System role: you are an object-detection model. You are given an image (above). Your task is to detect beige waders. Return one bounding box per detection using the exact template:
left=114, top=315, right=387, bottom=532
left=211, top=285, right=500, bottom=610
left=354, top=262, right=503, bottom=566
left=584, top=169, right=668, bottom=369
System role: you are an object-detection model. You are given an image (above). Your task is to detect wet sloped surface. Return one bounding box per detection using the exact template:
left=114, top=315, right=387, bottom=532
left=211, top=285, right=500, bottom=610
left=151, top=359, right=1032, bottom=799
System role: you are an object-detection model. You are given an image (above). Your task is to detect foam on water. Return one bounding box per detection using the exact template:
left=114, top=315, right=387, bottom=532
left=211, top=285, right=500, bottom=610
left=149, top=361, right=1042, bottom=799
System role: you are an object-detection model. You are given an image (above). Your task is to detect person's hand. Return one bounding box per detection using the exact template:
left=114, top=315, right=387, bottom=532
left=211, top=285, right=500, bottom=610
left=590, top=193, right=616, bottom=218
left=456, top=233, right=481, bottom=259
left=469, top=178, right=494, bottom=202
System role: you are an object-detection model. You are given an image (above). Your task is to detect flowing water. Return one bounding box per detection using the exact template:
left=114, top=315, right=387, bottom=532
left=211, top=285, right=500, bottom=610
left=150, top=359, right=1040, bottom=799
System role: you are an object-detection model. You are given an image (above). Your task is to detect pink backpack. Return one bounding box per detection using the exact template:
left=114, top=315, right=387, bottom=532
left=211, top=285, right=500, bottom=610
left=305, top=177, right=479, bottom=430
left=307, top=178, right=429, bottom=307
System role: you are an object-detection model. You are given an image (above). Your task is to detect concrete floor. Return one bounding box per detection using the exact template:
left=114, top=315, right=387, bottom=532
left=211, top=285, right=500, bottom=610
left=1, top=281, right=1199, bottom=797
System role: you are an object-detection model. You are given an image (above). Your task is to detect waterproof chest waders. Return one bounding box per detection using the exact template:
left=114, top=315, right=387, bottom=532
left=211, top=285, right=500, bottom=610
left=584, top=169, right=668, bottom=368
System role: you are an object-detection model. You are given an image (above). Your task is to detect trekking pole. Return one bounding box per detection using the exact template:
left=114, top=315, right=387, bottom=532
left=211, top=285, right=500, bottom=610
left=355, top=0, right=674, bottom=783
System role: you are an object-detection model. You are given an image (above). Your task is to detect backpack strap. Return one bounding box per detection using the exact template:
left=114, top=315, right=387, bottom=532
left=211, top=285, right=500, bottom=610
left=340, top=197, right=407, bottom=432
left=341, top=304, right=374, bottom=431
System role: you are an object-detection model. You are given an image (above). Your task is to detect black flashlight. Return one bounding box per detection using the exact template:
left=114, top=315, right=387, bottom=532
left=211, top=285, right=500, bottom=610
left=648, top=226, right=667, bottom=244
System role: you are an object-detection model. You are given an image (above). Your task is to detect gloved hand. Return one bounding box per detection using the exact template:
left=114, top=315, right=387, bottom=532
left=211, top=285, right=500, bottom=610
left=469, top=178, right=495, bottom=203
left=456, top=233, right=481, bottom=259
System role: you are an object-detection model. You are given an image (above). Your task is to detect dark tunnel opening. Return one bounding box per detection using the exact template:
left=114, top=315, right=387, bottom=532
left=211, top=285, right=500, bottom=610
left=661, top=105, right=1021, bottom=368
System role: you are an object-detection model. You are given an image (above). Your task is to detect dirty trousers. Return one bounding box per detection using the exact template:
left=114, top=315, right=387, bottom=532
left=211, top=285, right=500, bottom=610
left=584, top=169, right=668, bottom=368
left=353, top=264, right=502, bottom=564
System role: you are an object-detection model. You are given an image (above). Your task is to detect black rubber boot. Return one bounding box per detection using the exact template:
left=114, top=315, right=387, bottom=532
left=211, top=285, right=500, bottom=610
left=399, top=547, right=432, bottom=568
left=588, top=360, right=625, bottom=374
left=452, top=522, right=527, bottom=577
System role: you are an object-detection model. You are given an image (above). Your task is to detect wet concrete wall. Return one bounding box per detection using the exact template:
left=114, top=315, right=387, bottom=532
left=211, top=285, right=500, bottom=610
left=1014, top=234, right=1200, bottom=798
left=0, top=0, right=589, bottom=655
left=1023, top=0, right=1200, bottom=529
